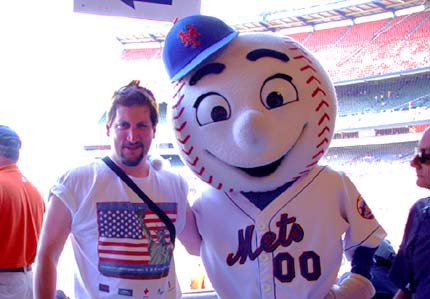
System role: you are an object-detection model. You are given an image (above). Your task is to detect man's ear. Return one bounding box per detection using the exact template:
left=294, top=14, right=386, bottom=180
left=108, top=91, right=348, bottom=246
left=106, top=124, right=110, bottom=137
left=152, top=126, right=156, bottom=139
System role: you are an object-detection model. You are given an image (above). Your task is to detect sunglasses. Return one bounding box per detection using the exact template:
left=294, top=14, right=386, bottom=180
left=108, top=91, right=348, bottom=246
left=414, top=148, right=430, bottom=165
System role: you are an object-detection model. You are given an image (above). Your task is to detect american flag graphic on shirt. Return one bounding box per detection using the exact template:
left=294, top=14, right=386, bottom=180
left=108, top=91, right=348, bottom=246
left=96, top=202, right=177, bottom=279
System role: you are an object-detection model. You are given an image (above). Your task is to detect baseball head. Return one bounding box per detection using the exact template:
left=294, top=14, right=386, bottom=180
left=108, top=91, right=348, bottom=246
left=163, top=15, right=337, bottom=193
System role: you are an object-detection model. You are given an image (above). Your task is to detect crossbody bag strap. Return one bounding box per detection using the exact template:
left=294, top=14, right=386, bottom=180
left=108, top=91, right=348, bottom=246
left=102, top=156, right=176, bottom=244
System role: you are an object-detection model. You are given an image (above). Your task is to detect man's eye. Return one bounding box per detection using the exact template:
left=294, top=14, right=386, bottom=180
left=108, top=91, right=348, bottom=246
left=116, top=123, right=129, bottom=129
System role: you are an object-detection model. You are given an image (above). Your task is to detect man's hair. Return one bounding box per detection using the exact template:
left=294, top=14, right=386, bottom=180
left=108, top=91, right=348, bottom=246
left=106, top=80, right=159, bottom=127
left=0, top=125, right=21, bottom=162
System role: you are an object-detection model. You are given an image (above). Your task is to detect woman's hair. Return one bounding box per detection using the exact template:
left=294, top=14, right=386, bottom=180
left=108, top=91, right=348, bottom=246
left=106, top=80, right=159, bottom=127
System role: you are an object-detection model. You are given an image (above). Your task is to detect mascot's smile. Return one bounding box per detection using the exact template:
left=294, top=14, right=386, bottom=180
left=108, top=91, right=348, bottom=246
left=204, top=148, right=287, bottom=179
left=238, top=155, right=284, bottom=177
left=205, top=124, right=307, bottom=178
left=240, top=124, right=308, bottom=178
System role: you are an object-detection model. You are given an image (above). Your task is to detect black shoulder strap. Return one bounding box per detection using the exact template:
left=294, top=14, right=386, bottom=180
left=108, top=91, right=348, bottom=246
left=101, top=156, right=176, bottom=244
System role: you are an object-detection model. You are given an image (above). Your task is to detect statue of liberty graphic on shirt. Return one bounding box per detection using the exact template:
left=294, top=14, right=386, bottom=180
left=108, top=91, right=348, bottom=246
left=97, top=202, right=176, bottom=279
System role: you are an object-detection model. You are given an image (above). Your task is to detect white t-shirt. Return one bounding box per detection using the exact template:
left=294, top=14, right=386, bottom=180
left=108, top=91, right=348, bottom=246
left=50, top=158, right=189, bottom=299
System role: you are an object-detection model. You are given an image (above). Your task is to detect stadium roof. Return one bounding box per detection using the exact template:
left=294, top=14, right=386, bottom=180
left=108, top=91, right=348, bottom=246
left=116, top=0, right=427, bottom=45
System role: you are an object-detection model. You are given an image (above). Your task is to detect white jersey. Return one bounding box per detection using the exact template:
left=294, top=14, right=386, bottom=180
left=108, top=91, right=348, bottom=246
left=193, top=165, right=386, bottom=299
left=50, top=158, right=189, bottom=299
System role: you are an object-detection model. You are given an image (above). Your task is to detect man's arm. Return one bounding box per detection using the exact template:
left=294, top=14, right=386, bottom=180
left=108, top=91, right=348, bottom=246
left=177, top=205, right=201, bottom=256
left=34, top=195, right=72, bottom=299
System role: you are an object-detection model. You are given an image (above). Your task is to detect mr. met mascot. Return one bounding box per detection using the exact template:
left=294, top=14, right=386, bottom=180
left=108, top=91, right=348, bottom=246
left=162, top=15, right=386, bottom=299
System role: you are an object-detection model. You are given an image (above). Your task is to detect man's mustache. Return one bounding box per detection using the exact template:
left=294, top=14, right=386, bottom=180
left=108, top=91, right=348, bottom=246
left=122, top=142, right=143, bottom=148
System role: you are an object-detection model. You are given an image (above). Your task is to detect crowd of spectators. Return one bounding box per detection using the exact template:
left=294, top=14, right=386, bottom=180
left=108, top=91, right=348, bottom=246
left=336, top=73, right=430, bottom=117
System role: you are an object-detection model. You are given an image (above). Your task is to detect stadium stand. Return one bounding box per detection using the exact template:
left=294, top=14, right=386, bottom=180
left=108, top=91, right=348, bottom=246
left=336, top=72, right=430, bottom=116
left=121, top=12, right=430, bottom=83
left=293, top=12, right=430, bottom=82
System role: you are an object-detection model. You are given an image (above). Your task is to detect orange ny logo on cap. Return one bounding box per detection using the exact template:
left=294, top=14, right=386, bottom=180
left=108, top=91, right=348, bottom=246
left=178, top=24, right=201, bottom=48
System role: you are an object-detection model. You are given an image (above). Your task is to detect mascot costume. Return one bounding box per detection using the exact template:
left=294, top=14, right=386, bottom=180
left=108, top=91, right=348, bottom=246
left=162, top=15, right=386, bottom=299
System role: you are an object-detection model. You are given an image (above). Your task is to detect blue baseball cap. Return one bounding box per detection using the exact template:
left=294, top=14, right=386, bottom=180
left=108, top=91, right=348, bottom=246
left=162, top=14, right=238, bottom=81
left=0, top=125, right=21, bottom=161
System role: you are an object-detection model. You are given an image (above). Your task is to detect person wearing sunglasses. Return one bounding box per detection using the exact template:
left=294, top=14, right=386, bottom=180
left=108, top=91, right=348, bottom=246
left=389, top=127, right=430, bottom=299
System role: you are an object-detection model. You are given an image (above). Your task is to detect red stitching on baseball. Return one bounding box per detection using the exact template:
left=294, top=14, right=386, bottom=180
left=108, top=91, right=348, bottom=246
left=175, top=121, right=187, bottom=132
left=203, top=175, right=213, bottom=184
left=306, top=75, right=321, bottom=85
left=293, top=55, right=311, bottom=63
left=173, top=82, right=185, bottom=97
left=188, top=156, right=198, bottom=166
left=312, top=150, right=324, bottom=159
left=177, top=135, right=190, bottom=144
left=317, top=138, right=329, bottom=148
left=172, top=94, right=184, bottom=109
left=300, top=65, right=317, bottom=72
left=173, top=78, right=184, bottom=86
left=173, top=107, right=185, bottom=120
left=197, top=166, right=205, bottom=176
left=304, top=162, right=317, bottom=168
left=182, top=146, right=194, bottom=156
left=315, top=100, right=329, bottom=111
left=318, top=114, right=330, bottom=125
left=297, top=169, right=311, bottom=176
left=171, top=79, right=180, bottom=87
left=312, top=87, right=326, bottom=97
left=318, top=127, right=330, bottom=137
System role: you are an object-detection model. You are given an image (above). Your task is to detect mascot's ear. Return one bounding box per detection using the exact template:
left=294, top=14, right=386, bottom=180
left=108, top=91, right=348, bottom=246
left=149, top=154, right=171, bottom=171
left=162, top=14, right=238, bottom=81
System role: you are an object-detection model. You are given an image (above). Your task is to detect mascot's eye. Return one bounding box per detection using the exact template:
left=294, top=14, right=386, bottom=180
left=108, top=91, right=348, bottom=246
left=194, top=92, right=231, bottom=126
left=260, top=74, right=298, bottom=110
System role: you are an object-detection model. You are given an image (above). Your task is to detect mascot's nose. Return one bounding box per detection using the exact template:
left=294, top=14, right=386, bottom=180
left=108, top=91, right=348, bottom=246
left=233, top=109, right=269, bottom=153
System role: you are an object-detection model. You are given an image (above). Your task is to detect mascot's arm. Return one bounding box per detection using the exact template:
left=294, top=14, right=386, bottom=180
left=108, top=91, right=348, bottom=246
left=325, top=246, right=377, bottom=299
left=150, top=154, right=202, bottom=255
left=350, top=245, right=376, bottom=279
left=178, top=205, right=202, bottom=256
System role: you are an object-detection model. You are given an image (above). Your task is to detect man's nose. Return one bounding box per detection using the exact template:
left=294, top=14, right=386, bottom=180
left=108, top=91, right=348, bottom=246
left=410, top=155, right=421, bottom=168
left=126, top=127, right=138, bottom=142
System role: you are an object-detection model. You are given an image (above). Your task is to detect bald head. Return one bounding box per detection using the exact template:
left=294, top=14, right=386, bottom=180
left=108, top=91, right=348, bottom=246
left=420, top=127, right=430, bottom=149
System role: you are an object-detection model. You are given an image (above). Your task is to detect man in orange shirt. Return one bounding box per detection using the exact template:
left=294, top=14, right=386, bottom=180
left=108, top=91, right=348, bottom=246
left=0, top=125, right=45, bottom=299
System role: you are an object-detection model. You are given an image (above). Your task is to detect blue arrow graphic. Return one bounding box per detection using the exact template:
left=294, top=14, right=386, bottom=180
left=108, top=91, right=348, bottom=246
left=121, top=0, right=173, bottom=9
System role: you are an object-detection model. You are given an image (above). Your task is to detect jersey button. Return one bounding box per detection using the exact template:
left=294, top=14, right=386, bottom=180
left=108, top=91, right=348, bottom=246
left=257, top=223, right=266, bottom=230
left=260, top=254, right=269, bottom=262
left=262, top=284, right=272, bottom=292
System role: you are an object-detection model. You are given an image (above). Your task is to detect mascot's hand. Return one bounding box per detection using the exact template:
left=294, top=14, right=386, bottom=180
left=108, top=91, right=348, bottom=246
left=324, top=273, right=375, bottom=299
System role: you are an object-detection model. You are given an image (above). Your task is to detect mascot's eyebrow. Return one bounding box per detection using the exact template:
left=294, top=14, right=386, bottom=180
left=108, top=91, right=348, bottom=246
left=246, top=49, right=289, bottom=62
left=189, top=63, right=225, bottom=86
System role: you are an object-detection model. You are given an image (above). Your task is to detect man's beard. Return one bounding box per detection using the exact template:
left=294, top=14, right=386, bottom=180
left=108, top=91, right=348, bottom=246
left=121, top=145, right=145, bottom=167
